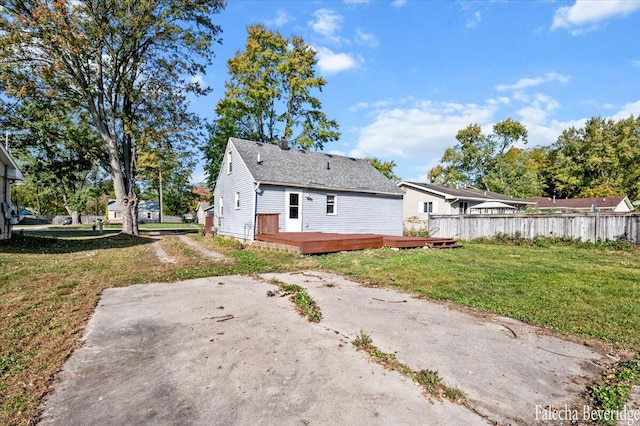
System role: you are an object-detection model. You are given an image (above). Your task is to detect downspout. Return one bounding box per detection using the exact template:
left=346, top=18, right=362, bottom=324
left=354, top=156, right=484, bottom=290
left=253, top=182, right=260, bottom=241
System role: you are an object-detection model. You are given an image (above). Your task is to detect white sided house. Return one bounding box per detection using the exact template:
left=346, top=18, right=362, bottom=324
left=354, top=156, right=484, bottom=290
left=213, top=138, right=404, bottom=241
left=107, top=199, right=160, bottom=223
left=398, top=182, right=532, bottom=224
left=1, top=144, right=24, bottom=240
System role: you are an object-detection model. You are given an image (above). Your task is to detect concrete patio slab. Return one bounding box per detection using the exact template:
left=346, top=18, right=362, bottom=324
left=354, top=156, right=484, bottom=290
left=39, top=275, right=486, bottom=425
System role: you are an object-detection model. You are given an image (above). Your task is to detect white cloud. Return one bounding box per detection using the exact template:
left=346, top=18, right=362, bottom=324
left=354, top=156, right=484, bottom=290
left=344, top=0, right=371, bottom=3
left=631, top=60, right=640, bottom=67
left=392, top=0, right=407, bottom=7
left=350, top=100, right=499, bottom=161
left=264, top=9, right=293, bottom=27
left=516, top=94, right=560, bottom=125
left=552, top=0, right=640, bottom=33
left=466, top=11, right=482, bottom=29
left=309, top=9, right=343, bottom=41
left=313, top=46, right=361, bottom=75
left=495, top=72, right=570, bottom=92
left=355, top=29, right=379, bottom=48
left=611, top=100, right=640, bottom=120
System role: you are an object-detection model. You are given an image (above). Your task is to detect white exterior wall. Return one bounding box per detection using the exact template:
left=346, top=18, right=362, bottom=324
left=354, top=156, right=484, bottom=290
left=257, top=186, right=403, bottom=236
left=1, top=165, right=10, bottom=240
left=213, top=142, right=257, bottom=241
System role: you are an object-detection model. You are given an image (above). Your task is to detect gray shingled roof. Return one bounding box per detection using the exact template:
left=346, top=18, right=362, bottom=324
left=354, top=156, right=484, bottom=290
left=402, top=182, right=532, bottom=205
left=230, top=138, right=402, bottom=196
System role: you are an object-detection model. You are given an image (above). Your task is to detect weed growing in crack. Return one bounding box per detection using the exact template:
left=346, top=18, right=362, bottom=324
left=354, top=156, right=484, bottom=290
left=291, top=291, right=322, bottom=323
left=352, top=329, right=372, bottom=349
left=444, top=386, right=467, bottom=403
left=414, top=369, right=441, bottom=395
left=267, top=280, right=322, bottom=322
left=351, top=331, right=466, bottom=405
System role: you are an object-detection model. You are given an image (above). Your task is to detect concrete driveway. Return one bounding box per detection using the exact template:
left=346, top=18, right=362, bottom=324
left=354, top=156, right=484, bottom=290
left=39, top=272, right=611, bottom=425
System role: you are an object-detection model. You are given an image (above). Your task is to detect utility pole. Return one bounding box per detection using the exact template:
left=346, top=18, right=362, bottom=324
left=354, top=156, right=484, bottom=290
left=159, top=171, right=164, bottom=223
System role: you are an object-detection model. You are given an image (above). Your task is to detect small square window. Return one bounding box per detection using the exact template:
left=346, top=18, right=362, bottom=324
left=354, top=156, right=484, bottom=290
left=423, top=202, right=433, bottom=213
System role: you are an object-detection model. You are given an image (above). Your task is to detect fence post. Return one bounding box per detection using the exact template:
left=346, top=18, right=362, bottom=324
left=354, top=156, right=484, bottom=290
left=594, top=210, right=601, bottom=243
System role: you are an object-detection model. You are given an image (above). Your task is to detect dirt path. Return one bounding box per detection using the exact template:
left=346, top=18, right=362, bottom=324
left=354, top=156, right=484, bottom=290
left=176, top=234, right=229, bottom=261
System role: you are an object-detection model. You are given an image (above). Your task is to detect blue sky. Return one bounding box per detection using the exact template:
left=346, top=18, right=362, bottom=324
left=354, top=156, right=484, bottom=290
left=190, top=0, right=640, bottom=183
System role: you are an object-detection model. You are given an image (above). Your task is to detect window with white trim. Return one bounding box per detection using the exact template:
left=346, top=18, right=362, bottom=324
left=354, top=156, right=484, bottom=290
left=235, top=192, right=240, bottom=209
left=219, top=197, right=224, bottom=217
left=227, top=151, right=232, bottom=174
left=423, top=201, right=433, bottom=213
left=326, top=194, right=337, bottom=215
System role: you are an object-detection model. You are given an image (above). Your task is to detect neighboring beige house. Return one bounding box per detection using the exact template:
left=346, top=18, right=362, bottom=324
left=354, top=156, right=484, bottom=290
left=398, top=182, right=532, bottom=224
left=529, top=196, right=633, bottom=213
left=1, top=144, right=24, bottom=240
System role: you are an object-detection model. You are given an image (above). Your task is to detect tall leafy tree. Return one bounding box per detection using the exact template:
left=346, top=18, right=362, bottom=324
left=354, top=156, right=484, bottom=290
left=204, top=24, right=339, bottom=185
left=428, top=118, right=542, bottom=197
left=4, top=100, right=105, bottom=223
left=364, top=157, right=401, bottom=183
left=0, top=0, right=224, bottom=234
left=547, top=116, right=640, bottom=200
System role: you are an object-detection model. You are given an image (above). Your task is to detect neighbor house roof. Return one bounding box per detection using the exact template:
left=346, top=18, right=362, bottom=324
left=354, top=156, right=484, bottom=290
left=399, top=182, right=532, bottom=205
left=107, top=199, right=159, bottom=212
left=0, top=144, right=24, bottom=180
left=230, top=138, right=403, bottom=196
left=529, top=196, right=633, bottom=211
left=196, top=201, right=213, bottom=212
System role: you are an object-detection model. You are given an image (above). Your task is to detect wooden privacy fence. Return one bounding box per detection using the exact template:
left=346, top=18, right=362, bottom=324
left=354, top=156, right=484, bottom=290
left=406, top=213, right=640, bottom=244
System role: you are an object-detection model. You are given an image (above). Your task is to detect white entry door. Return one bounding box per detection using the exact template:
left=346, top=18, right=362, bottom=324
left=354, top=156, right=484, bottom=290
left=285, top=191, right=302, bottom=232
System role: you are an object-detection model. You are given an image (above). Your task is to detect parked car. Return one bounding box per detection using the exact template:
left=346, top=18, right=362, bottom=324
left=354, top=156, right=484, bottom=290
left=62, top=217, right=72, bottom=225
left=18, top=209, right=36, bottom=219
left=181, top=213, right=194, bottom=223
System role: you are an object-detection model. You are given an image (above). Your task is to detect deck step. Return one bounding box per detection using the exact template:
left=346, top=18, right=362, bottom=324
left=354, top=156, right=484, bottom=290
left=424, top=238, right=462, bottom=249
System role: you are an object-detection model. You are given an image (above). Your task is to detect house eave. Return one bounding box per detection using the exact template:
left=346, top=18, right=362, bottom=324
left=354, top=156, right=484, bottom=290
left=398, top=181, right=533, bottom=204
left=258, top=180, right=403, bottom=197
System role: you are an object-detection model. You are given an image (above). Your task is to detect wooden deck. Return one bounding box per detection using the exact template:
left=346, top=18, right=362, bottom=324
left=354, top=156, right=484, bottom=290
left=255, top=232, right=460, bottom=255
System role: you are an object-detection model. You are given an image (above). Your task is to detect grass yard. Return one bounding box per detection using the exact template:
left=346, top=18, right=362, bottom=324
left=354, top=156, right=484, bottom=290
left=1, top=234, right=639, bottom=425
left=317, top=243, right=640, bottom=349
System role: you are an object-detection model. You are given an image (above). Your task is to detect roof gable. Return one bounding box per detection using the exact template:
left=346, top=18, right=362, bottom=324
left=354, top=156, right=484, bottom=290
left=229, top=138, right=402, bottom=196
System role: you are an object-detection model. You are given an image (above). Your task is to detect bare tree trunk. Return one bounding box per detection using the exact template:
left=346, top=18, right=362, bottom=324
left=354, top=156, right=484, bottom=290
left=120, top=193, right=139, bottom=236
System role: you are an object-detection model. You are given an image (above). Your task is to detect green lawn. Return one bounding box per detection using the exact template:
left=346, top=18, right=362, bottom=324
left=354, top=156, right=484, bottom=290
left=317, top=243, right=640, bottom=349
left=1, top=235, right=638, bottom=425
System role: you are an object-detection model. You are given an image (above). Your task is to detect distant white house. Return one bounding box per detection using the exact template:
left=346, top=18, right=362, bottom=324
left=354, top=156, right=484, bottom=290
left=107, top=199, right=160, bottom=223
left=213, top=138, right=404, bottom=241
left=398, top=182, right=533, bottom=225
left=1, top=144, right=24, bottom=240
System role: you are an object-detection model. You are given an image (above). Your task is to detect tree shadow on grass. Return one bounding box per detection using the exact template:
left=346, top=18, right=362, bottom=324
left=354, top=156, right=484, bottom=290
left=0, top=233, right=156, bottom=254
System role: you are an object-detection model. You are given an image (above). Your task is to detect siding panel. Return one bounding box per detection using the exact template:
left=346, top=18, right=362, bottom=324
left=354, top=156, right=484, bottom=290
left=214, top=141, right=257, bottom=241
